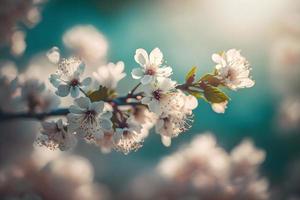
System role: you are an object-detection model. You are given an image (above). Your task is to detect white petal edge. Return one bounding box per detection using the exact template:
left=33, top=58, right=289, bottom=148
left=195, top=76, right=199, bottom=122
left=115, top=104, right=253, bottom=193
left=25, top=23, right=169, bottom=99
left=134, top=48, right=149, bottom=67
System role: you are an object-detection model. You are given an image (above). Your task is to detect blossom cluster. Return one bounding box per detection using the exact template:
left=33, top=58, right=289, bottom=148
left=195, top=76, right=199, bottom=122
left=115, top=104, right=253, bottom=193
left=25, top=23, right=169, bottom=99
left=126, top=133, right=269, bottom=200
left=0, top=0, right=46, bottom=57
left=0, top=46, right=255, bottom=154
left=0, top=147, right=110, bottom=200
left=269, top=10, right=300, bottom=133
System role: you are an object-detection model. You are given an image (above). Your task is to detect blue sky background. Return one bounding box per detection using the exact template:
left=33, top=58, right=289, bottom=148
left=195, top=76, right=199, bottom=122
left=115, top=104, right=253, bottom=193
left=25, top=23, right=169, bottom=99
left=1, top=0, right=299, bottom=190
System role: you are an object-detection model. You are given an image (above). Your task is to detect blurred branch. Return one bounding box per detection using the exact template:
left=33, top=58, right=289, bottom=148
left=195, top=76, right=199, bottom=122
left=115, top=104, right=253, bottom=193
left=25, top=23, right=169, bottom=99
left=0, top=108, right=69, bottom=121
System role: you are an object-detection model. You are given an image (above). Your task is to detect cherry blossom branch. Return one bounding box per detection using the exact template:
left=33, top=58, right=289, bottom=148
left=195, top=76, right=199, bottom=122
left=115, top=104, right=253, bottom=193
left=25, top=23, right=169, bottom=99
left=0, top=96, right=141, bottom=122
left=0, top=47, right=255, bottom=154
left=0, top=108, right=70, bottom=121
left=79, top=87, right=89, bottom=97
left=127, top=82, right=142, bottom=98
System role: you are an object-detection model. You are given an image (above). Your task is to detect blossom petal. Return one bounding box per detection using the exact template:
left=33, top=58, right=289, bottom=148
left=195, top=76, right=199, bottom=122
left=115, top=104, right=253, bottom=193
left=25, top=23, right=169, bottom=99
left=159, top=77, right=176, bottom=91
left=76, top=62, right=85, bottom=75
left=49, top=74, right=61, bottom=88
left=99, top=118, right=113, bottom=131
left=56, top=84, right=70, bottom=97
left=211, top=101, right=228, bottom=114
left=185, top=95, right=198, bottom=110
left=67, top=113, right=82, bottom=132
left=141, top=96, right=151, bottom=104
left=69, top=105, right=85, bottom=114
left=101, top=111, right=112, bottom=119
left=70, top=86, right=80, bottom=97
left=47, top=47, right=60, bottom=64
left=212, top=53, right=223, bottom=64
left=90, top=101, right=104, bottom=113
left=41, top=121, right=56, bottom=131
left=131, top=68, right=144, bottom=79
left=94, top=130, right=104, bottom=140
left=81, top=77, right=92, bottom=86
left=114, top=129, right=122, bottom=143
left=157, top=66, right=172, bottom=77
left=161, top=135, right=171, bottom=147
left=149, top=101, right=161, bottom=114
left=149, top=47, right=163, bottom=66
left=240, top=78, right=255, bottom=88
left=75, top=97, right=90, bottom=109
left=141, top=75, right=153, bottom=85
left=134, top=48, right=149, bottom=67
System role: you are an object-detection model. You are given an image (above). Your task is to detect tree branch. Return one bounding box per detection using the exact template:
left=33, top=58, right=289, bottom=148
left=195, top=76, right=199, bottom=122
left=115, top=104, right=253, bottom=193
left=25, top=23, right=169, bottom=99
left=0, top=108, right=69, bottom=121
left=127, top=82, right=142, bottom=98
left=0, top=97, right=141, bottom=122
left=0, top=83, right=188, bottom=122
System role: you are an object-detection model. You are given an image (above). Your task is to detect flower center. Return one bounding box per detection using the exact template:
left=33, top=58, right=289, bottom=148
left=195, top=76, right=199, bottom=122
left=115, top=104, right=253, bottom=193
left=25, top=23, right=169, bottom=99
left=153, top=90, right=162, bottom=100
left=226, top=68, right=237, bottom=81
left=146, top=68, right=156, bottom=75
left=85, top=110, right=96, bottom=117
left=70, top=79, right=80, bottom=86
left=119, top=122, right=129, bottom=129
left=123, top=130, right=129, bottom=137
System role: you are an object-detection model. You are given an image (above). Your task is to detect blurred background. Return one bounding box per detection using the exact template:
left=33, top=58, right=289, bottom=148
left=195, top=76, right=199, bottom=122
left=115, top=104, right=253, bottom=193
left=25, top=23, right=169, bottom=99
left=1, top=0, right=300, bottom=199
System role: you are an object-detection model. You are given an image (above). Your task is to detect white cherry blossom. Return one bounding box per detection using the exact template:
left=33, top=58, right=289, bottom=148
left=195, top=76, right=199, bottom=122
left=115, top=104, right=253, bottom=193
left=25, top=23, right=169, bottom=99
left=93, top=61, right=126, bottom=89
left=155, top=92, right=198, bottom=146
left=114, top=116, right=143, bottom=155
left=212, top=49, right=255, bottom=91
left=36, top=119, right=77, bottom=151
left=141, top=77, right=176, bottom=115
left=49, top=57, right=91, bottom=98
left=131, top=48, right=172, bottom=85
left=67, top=97, right=112, bottom=140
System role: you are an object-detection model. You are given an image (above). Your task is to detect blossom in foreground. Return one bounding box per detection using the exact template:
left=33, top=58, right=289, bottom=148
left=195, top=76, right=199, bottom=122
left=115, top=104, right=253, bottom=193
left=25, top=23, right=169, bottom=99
left=132, top=48, right=172, bottom=85
left=49, top=57, right=91, bottom=97
left=126, top=133, right=269, bottom=200
left=93, top=61, right=126, bottom=89
left=67, top=97, right=112, bottom=140
left=114, top=116, right=143, bottom=155
left=212, top=49, right=255, bottom=90
left=132, top=105, right=157, bottom=139
left=0, top=46, right=255, bottom=155
left=141, top=77, right=176, bottom=115
left=155, top=92, right=198, bottom=146
left=36, top=119, right=77, bottom=151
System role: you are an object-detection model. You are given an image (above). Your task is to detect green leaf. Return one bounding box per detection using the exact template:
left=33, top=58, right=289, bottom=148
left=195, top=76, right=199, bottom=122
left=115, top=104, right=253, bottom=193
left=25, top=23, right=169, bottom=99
left=189, top=91, right=203, bottom=99
left=204, top=85, right=229, bottom=103
left=199, top=74, right=221, bottom=87
left=185, top=66, right=197, bottom=84
left=88, top=86, right=117, bottom=102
